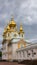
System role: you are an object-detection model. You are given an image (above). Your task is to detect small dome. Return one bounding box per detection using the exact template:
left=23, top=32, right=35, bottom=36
left=9, top=18, right=16, bottom=27
left=19, top=23, right=24, bottom=34
left=20, top=27, right=23, bottom=31
left=3, top=29, right=7, bottom=34
left=7, top=25, right=10, bottom=30
left=3, top=25, right=10, bottom=34
left=20, top=24, right=23, bottom=31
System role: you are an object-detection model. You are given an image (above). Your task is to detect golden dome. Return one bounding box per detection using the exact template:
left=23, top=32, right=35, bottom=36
left=19, top=23, right=24, bottom=34
left=3, top=28, right=7, bottom=34
left=20, top=26, right=23, bottom=31
left=20, top=24, right=23, bottom=31
left=4, top=27, right=7, bottom=33
left=9, top=17, right=16, bottom=27
left=3, top=25, right=10, bottom=35
left=7, top=25, right=10, bottom=30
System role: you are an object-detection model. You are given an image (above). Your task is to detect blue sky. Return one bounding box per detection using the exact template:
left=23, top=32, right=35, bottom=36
left=0, top=0, right=37, bottom=48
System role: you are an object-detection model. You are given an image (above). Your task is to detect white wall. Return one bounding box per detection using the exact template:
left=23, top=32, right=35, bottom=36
left=12, top=42, right=18, bottom=60
left=16, top=44, right=37, bottom=60
left=2, top=41, right=8, bottom=60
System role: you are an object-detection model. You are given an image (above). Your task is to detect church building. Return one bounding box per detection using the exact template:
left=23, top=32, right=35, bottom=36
left=2, top=17, right=37, bottom=62
left=2, top=17, right=27, bottom=61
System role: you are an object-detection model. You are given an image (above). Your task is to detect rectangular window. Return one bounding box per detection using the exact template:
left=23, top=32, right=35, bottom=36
left=27, top=51, right=30, bottom=57
left=31, top=50, right=36, bottom=57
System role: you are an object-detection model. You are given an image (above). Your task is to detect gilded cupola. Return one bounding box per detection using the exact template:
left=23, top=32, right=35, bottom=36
left=19, top=23, right=24, bottom=34
left=3, top=27, right=7, bottom=37
left=3, top=25, right=10, bottom=36
left=6, top=25, right=10, bottom=32
left=9, top=17, right=16, bottom=28
left=3, top=28, right=7, bottom=34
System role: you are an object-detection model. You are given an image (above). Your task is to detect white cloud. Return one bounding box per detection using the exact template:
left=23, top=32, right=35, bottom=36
left=0, top=0, right=37, bottom=25
left=0, top=0, right=37, bottom=44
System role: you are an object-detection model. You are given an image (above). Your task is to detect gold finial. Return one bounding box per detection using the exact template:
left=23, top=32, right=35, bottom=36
left=11, top=15, right=14, bottom=21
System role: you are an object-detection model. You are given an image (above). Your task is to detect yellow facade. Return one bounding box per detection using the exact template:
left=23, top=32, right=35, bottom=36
left=18, top=39, right=26, bottom=48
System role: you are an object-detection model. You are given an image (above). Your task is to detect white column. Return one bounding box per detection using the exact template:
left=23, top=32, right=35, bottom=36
left=25, top=51, right=28, bottom=60
left=17, top=52, right=20, bottom=59
left=21, top=51, right=24, bottom=59
left=16, top=52, right=18, bottom=60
